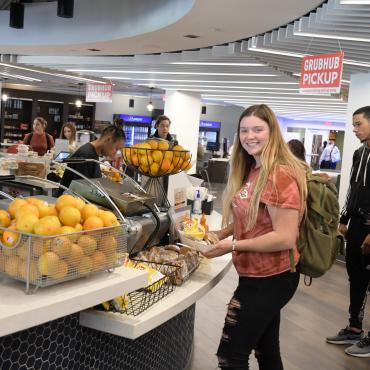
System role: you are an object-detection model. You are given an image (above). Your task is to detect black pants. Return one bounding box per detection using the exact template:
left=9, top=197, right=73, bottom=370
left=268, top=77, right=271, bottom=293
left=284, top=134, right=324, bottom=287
left=217, top=270, right=299, bottom=370
left=345, top=217, right=370, bottom=330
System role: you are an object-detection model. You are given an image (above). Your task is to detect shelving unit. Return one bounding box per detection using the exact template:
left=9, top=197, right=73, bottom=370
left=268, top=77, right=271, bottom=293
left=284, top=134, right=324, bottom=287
left=37, top=99, right=64, bottom=137
left=1, top=98, right=33, bottom=144
left=68, top=103, right=94, bottom=131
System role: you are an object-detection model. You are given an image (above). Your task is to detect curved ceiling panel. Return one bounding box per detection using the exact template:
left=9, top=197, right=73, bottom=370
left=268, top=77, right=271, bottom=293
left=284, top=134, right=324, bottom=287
left=0, top=0, right=324, bottom=55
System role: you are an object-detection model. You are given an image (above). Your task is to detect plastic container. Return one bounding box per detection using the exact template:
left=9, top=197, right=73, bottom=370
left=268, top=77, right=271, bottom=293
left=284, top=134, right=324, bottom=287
left=192, top=190, right=202, bottom=215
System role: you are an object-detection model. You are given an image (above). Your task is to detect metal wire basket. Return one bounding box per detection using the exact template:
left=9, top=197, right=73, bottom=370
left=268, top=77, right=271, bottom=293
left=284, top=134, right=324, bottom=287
left=101, top=260, right=179, bottom=316
left=0, top=225, right=128, bottom=293
left=122, top=145, right=192, bottom=178
left=0, top=163, right=134, bottom=294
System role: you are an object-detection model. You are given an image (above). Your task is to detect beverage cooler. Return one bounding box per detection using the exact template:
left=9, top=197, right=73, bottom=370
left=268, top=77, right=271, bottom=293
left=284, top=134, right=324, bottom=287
left=199, top=120, right=221, bottom=151
left=113, top=114, right=152, bottom=145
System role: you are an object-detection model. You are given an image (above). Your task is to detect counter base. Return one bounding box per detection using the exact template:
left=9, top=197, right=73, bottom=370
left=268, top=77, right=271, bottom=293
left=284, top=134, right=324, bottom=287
left=0, top=305, right=195, bottom=370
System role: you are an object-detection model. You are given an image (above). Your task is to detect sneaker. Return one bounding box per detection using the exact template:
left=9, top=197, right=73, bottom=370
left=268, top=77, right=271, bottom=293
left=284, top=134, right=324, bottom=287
left=345, top=335, right=370, bottom=357
left=326, top=327, right=364, bottom=344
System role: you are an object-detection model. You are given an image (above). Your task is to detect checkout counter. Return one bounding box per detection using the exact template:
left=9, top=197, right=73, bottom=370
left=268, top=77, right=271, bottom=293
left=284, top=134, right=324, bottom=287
left=0, top=166, right=232, bottom=369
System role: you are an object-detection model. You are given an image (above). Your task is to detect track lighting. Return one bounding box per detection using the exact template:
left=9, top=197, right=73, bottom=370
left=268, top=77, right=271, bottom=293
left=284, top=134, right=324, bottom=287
left=147, top=87, right=154, bottom=112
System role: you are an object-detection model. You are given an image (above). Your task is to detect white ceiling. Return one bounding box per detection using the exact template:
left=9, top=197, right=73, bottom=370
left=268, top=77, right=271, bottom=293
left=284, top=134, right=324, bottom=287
left=2, top=0, right=367, bottom=123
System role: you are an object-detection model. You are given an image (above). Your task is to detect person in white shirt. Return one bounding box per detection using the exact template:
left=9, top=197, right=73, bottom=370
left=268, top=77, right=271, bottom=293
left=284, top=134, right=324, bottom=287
left=319, top=140, right=341, bottom=169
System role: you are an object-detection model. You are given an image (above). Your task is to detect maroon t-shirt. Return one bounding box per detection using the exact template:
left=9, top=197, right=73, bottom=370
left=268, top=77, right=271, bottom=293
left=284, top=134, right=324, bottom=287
left=23, top=133, right=54, bottom=156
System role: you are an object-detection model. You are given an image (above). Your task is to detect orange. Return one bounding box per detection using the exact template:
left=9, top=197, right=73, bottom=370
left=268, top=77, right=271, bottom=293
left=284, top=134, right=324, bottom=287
left=59, top=206, right=81, bottom=227
left=158, top=141, right=169, bottom=150
left=99, top=211, right=118, bottom=227
left=149, top=162, right=160, bottom=176
left=48, top=204, right=58, bottom=216
left=50, top=260, right=69, bottom=280
left=4, top=256, right=20, bottom=277
left=164, top=150, right=174, bottom=162
left=56, top=194, right=77, bottom=211
left=66, top=243, right=84, bottom=267
left=140, top=164, right=149, bottom=173
left=99, top=235, right=118, bottom=256
left=59, top=226, right=79, bottom=242
left=169, top=164, right=175, bottom=173
left=74, top=197, right=86, bottom=212
left=38, top=252, right=60, bottom=275
left=18, top=260, right=40, bottom=281
left=0, top=210, right=11, bottom=228
left=184, top=162, right=192, bottom=172
left=33, top=216, right=61, bottom=236
left=146, top=139, right=159, bottom=150
left=83, top=216, right=104, bottom=231
left=173, top=144, right=184, bottom=157
left=181, top=160, right=191, bottom=171
left=91, top=251, right=107, bottom=271
left=15, top=214, right=39, bottom=233
left=131, top=155, right=139, bottom=166
left=35, top=201, right=50, bottom=218
left=123, top=148, right=132, bottom=164
left=160, top=158, right=171, bottom=174
left=2, top=226, right=20, bottom=248
left=32, top=239, right=50, bottom=257
left=26, top=197, right=43, bottom=206
left=184, top=151, right=191, bottom=161
left=51, top=236, right=72, bottom=259
left=76, top=256, right=93, bottom=275
left=137, top=143, right=151, bottom=155
left=15, top=204, right=39, bottom=220
left=81, top=204, right=99, bottom=220
left=151, top=150, right=163, bottom=163
left=78, top=235, right=97, bottom=255
left=8, top=198, right=27, bottom=218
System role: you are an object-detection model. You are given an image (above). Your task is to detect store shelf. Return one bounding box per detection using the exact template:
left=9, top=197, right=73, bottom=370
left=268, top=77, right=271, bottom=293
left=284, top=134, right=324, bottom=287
left=0, top=266, right=147, bottom=337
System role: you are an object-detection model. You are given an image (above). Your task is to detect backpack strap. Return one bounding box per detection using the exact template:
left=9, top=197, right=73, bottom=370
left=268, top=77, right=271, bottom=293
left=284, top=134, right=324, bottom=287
left=24, top=132, right=33, bottom=145
left=45, top=133, right=51, bottom=151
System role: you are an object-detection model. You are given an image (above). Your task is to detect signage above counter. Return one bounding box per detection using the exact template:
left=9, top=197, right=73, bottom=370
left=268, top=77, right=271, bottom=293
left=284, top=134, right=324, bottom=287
left=199, top=120, right=221, bottom=129
left=116, top=114, right=152, bottom=124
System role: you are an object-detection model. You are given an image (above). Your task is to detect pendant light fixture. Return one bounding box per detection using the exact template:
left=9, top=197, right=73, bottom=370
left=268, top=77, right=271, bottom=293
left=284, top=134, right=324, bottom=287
left=146, top=87, right=154, bottom=112
left=2, top=78, right=9, bottom=102
left=75, top=82, right=83, bottom=108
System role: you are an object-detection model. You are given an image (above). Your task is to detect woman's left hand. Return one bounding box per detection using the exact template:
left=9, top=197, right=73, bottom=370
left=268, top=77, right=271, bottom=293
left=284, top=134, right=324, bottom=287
left=201, top=239, right=233, bottom=259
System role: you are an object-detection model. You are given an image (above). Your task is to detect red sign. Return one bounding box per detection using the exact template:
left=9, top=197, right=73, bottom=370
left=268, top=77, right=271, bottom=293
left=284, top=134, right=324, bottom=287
left=299, top=52, right=344, bottom=94
left=86, top=83, right=113, bottom=103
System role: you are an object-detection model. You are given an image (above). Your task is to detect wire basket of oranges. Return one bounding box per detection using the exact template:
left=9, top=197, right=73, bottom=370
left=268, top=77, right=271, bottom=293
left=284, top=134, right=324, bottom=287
left=122, top=138, right=192, bottom=178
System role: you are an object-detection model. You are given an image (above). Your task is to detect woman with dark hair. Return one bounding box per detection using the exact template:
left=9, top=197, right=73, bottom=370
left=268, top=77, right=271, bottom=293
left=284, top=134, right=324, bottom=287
left=60, top=122, right=77, bottom=153
left=59, top=125, right=125, bottom=193
left=152, top=115, right=173, bottom=141
left=23, top=117, right=55, bottom=156
left=288, top=139, right=306, bottom=162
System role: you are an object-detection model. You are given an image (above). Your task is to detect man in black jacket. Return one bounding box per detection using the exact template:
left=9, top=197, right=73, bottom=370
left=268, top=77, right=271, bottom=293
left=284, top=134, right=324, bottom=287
left=326, top=106, right=370, bottom=358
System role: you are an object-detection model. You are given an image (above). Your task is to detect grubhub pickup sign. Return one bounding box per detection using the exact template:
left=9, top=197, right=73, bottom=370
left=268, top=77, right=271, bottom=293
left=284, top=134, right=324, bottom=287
left=299, top=52, right=344, bottom=94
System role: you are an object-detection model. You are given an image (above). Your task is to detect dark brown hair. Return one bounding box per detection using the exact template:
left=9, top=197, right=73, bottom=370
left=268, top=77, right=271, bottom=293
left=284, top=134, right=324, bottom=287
left=287, top=139, right=306, bottom=162
left=59, top=122, right=76, bottom=141
left=155, top=115, right=171, bottom=128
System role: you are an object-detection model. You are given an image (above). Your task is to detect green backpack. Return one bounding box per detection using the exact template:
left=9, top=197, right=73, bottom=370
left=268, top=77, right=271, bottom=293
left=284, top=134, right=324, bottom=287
left=290, top=172, right=344, bottom=284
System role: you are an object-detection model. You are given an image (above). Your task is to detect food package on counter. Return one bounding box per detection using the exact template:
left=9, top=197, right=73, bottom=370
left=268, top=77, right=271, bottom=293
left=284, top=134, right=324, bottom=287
left=136, top=244, right=200, bottom=285
left=176, top=214, right=219, bottom=253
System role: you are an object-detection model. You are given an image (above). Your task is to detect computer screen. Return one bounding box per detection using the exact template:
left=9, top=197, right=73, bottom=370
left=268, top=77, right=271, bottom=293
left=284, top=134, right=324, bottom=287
left=206, top=142, right=220, bottom=151
left=54, top=151, right=70, bottom=161
left=204, top=131, right=217, bottom=143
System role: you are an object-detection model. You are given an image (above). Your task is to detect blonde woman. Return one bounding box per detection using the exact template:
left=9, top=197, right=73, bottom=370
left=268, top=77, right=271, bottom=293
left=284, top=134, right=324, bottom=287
left=203, top=104, right=307, bottom=370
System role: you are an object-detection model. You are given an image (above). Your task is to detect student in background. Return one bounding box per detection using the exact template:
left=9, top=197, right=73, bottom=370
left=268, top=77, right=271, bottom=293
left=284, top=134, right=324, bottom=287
left=319, top=139, right=341, bottom=169
left=59, top=122, right=77, bottom=153
left=288, top=139, right=306, bottom=162
left=23, top=117, right=54, bottom=156
left=327, top=106, right=370, bottom=358
left=152, top=115, right=173, bottom=142
left=203, top=104, right=307, bottom=369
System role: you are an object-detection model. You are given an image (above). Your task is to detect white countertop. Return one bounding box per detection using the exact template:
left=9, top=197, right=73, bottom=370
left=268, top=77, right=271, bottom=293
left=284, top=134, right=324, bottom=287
left=79, top=254, right=232, bottom=339
left=0, top=267, right=147, bottom=337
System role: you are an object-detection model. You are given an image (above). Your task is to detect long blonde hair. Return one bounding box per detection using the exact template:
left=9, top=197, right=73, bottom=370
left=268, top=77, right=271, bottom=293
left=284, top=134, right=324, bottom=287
left=222, top=104, right=307, bottom=230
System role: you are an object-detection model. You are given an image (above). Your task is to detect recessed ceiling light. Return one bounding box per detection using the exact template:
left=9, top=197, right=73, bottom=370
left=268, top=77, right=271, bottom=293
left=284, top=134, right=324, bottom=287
left=87, top=48, right=101, bottom=52
left=184, top=34, right=200, bottom=39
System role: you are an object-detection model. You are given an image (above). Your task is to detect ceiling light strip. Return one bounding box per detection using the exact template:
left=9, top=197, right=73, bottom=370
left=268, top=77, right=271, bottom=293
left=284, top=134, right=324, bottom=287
left=171, top=62, right=266, bottom=66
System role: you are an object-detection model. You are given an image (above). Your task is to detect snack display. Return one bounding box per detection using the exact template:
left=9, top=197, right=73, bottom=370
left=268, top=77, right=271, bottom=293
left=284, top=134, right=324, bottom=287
left=136, top=244, right=200, bottom=285
left=122, top=138, right=192, bottom=177
left=0, top=195, right=125, bottom=291
left=101, top=259, right=178, bottom=316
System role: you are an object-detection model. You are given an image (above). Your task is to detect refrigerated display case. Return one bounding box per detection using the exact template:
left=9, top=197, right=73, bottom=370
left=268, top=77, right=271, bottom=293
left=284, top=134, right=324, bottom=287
left=199, top=120, right=221, bottom=151
left=113, top=114, right=152, bottom=145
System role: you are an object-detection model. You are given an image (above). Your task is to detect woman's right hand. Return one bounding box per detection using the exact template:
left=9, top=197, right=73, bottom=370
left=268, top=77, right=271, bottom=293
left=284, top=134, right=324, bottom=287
left=338, top=223, right=347, bottom=238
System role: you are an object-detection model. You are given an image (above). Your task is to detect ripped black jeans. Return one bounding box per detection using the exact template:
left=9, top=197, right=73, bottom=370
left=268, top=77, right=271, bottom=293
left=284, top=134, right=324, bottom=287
left=217, top=270, right=299, bottom=370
